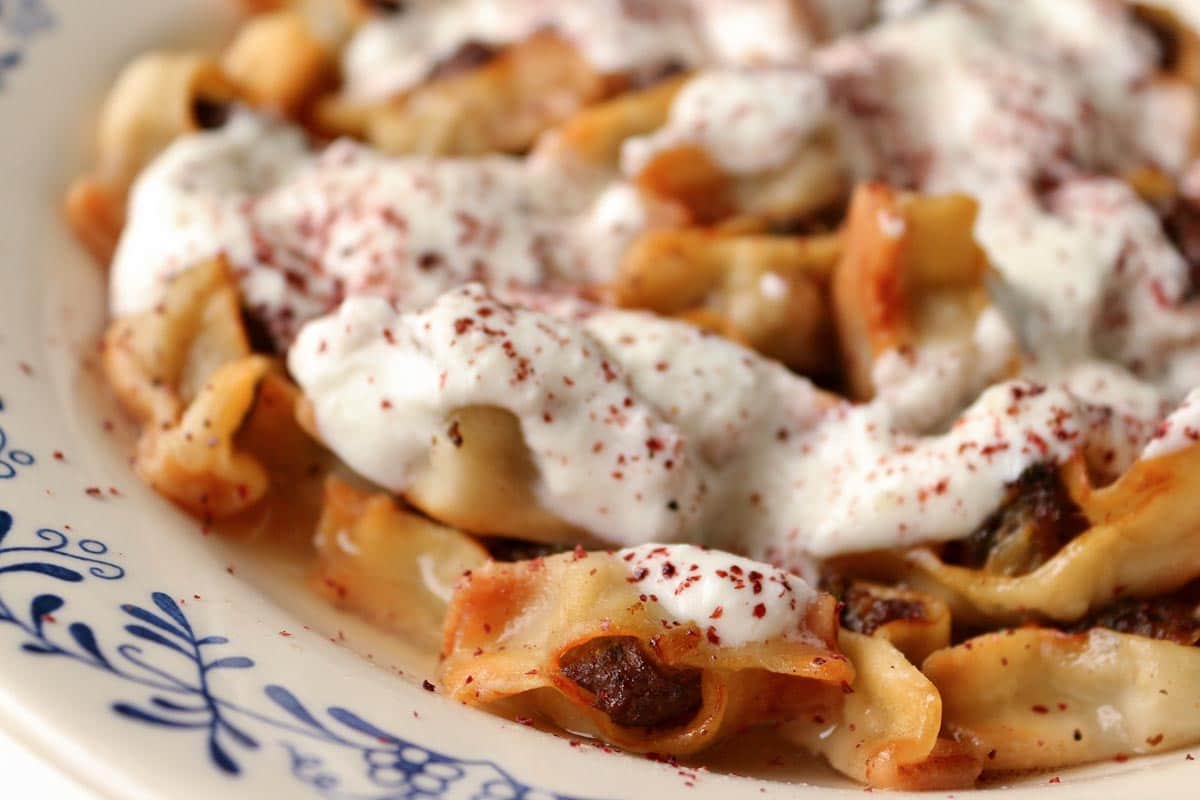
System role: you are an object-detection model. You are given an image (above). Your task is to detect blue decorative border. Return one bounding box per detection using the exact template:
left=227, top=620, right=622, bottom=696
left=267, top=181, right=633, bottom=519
left=0, top=406, right=583, bottom=799
left=0, top=0, right=54, bottom=90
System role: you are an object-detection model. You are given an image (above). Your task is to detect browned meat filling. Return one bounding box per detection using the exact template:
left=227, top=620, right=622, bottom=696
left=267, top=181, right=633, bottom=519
left=191, top=97, right=232, bottom=131
left=767, top=203, right=847, bottom=237
left=559, top=637, right=703, bottom=729
left=942, top=463, right=1089, bottom=576
left=482, top=538, right=567, bottom=563
left=821, top=575, right=928, bottom=635
left=1163, top=198, right=1200, bottom=298
left=1072, top=591, right=1200, bottom=646
left=427, top=41, right=502, bottom=81
left=364, top=0, right=408, bottom=15
left=840, top=585, right=927, bottom=635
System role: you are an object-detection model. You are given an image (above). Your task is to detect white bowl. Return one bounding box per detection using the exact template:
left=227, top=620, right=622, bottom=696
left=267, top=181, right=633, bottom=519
left=0, top=2, right=1197, bottom=797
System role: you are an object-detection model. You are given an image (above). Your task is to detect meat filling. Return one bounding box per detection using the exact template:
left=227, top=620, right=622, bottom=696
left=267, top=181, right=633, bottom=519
left=822, top=575, right=929, bottom=635
left=942, top=463, right=1089, bottom=576
left=558, top=636, right=703, bottom=729
left=426, top=41, right=502, bottom=81
left=482, top=538, right=566, bottom=563
left=1163, top=198, right=1200, bottom=299
left=840, top=586, right=927, bottom=636
left=1072, top=592, right=1200, bottom=646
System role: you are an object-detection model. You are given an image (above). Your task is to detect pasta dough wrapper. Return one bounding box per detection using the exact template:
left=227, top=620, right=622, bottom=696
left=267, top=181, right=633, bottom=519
left=850, top=444, right=1200, bottom=625
left=295, top=403, right=593, bottom=545
left=533, top=75, right=686, bottom=184
left=313, top=477, right=487, bottom=648
left=135, top=356, right=274, bottom=517
left=223, top=9, right=335, bottom=115
left=830, top=579, right=952, bottom=666
left=357, top=404, right=593, bottom=546
left=105, top=259, right=317, bottom=519
left=103, top=258, right=250, bottom=428
left=925, top=626, right=1200, bottom=771
left=832, top=183, right=1010, bottom=402
left=439, top=552, right=850, bottom=757
left=785, top=631, right=980, bottom=791
left=633, top=133, right=846, bottom=226
left=316, top=33, right=619, bottom=156
left=611, top=229, right=839, bottom=374
left=65, top=52, right=236, bottom=262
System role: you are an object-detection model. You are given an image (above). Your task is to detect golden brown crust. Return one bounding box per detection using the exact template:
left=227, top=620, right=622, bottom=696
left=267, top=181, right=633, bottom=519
left=535, top=75, right=687, bottom=179
left=832, top=183, right=998, bottom=401
left=631, top=133, right=847, bottom=226
left=134, top=356, right=275, bottom=517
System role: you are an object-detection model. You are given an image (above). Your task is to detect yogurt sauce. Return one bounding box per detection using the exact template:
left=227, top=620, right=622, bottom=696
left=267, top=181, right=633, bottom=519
left=111, top=0, right=1200, bottom=567
left=340, top=0, right=887, bottom=104
left=289, top=284, right=1164, bottom=566
left=620, top=69, right=833, bottom=176
left=110, top=110, right=651, bottom=345
left=1142, top=387, right=1200, bottom=460
left=622, top=0, right=1200, bottom=399
left=618, top=544, right=819, bottom=647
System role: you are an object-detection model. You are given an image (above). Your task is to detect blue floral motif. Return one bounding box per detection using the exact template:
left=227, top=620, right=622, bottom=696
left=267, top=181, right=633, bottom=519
left=0, top=2, right=591, bottom=794
left=0, top=0, right=53, bottom=90
left=0, top=426, right=35, bottom=478
left=0, top=461, right=584, bottom=797
left=0, top=399, right=36, bottom=479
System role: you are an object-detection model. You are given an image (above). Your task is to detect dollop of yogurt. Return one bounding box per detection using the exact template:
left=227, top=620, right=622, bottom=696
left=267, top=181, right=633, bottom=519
left=341, top=0, right=893, bottom=103
left=622, top=0, right=1200, bottom=402
left=1142, top=388, right=1200, bottom=461
left=110, top=110, right=657, bottom=345
left=621, top=69, right=833, bottom=175
left=618, top=544, right=818, bottom=647
left=290, top=284, right=1168, bottom=565
left=342, top=0, right=702, bottom=103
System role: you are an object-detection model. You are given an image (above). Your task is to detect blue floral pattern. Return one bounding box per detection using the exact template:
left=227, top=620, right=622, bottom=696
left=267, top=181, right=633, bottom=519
left=0, top=411, right=583, bottom=798
left=0, top=0, right=53, bottom=90
left=0, top=4, right=584, bottom=795
left=0, top=401, right=36, bottom=479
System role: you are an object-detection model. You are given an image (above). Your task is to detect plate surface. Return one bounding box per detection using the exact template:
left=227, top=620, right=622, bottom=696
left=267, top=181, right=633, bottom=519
left=0, top=3, right=1197, bottom=798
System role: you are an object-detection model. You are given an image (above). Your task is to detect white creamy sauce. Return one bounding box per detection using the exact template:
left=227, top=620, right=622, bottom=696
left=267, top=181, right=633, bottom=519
left=114, top=1, right=1200, bottom=574
left=815, top=0, right=1179, bottom=188
left=110, top=112, right=312, bottom=324
left=1012, top=178, right=1200, bottom=383
left=110, top=110, right=654, bottom=345
left=290, top=284, right=1166, bottom=565
left=339, top=0, right=898, bottom=105
left=617, top=544, right=818, bottom=647
left=342, top=0, right=702, bottom=104
left=620, top=69, right=832, bottom=175
left=689, top=0, right=816, bottom=67
left=869, top=306, right=1018, bottom=432
left=1142, top=387, right=1200, bottom=460
left=624, top=0, right=1200, bottom=399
